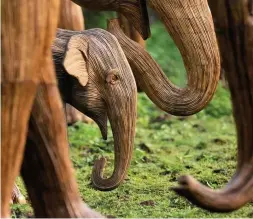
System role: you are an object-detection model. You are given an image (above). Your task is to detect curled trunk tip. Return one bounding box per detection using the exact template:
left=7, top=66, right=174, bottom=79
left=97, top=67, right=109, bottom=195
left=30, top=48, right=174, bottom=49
left=91, top=157, right=126, bottom=191
left=172, top=165, right=253, bottom=212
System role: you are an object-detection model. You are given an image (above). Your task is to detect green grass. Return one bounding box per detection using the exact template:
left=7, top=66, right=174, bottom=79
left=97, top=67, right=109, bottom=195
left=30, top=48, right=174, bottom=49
left=12, top=21, right=253, bottom=218
left=12, top=85, right=253, bottom=218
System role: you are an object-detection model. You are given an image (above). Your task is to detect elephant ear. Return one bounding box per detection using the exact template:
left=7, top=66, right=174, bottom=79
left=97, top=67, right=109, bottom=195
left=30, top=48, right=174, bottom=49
left=63, top=34, right=89, bottom=87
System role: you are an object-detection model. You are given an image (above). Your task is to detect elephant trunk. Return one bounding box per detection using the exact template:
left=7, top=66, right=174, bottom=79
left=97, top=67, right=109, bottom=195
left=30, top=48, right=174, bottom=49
left=172, top=0, right=253, bottom=212
left=71, top=0, right=150, bottom=39
left=91, top=87, right=137, bottom=191
left=108, top=0, right=220, bottom=116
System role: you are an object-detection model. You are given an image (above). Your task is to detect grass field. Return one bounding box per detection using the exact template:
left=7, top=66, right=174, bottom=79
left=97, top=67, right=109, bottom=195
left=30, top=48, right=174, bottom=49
left=11, top=21, right=253, bottom=218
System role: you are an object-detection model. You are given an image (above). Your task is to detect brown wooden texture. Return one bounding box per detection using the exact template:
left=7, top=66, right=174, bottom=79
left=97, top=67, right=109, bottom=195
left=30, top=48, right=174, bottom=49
left=58, top=0, right=85, bottom=30
left=118, top=13, right=145, bottom=48
left=1, top=0, right=59, bottom=216
left=58, top=0, right=93, bottom=125
left=53, top=28, right=137, bottom=191
left=108, top=11, right=220, bottom=116
left=173, top=0, right=253, bottom=212
left=1, top=82, right=37, bottom=216
left=1, top=0, right=102, bottom=217
left=21, top=81, right=102, bottom=218
left=72, top=0, right=150, bottom=39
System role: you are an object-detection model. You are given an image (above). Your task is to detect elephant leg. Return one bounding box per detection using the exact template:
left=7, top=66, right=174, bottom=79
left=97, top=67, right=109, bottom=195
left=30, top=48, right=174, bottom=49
left=173, top=0, right=253, bottom=212
left=20, top=61, right=102, bottom=217
left=1, top=82, right=37, bottom=217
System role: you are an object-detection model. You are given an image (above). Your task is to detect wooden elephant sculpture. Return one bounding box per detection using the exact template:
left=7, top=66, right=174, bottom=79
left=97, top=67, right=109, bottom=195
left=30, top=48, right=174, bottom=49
left=1, top=0, right=148, bottom=217
left=9, top=0, right=88, bottom=205
left=107, top=0, right=253, bottom=212
left=53, top=28, right=137, bottom=191
left=58, top=0, right=92, bottom=126
left=172, top=0, right=253, bottom=212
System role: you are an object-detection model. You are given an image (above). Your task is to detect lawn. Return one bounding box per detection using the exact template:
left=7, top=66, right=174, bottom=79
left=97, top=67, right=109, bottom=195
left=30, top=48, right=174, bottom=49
left=11, top=21, right=253, bottom=218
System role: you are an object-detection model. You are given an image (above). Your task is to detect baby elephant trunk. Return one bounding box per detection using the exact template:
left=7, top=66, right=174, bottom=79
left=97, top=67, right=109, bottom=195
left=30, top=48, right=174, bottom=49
left=91, top=81, right=137, bottom=191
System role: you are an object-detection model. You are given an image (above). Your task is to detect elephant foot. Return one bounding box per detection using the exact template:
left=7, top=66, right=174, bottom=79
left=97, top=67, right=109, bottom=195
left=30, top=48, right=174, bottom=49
left=11, top=183, right=26, bottom=204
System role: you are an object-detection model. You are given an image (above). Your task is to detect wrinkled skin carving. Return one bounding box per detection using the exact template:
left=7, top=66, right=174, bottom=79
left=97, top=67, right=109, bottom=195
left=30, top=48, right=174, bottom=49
left=10, top=0, right=87, bottom=205
left=108, top=0, right=220, bottom=116
left=72, top=0, right=150, bottom=39
left=58, top=0, right=91, bottom=126
left=172, top=0, right=253, bottom=212
left=2, top=0, right=102, bottom=217
left=52, top=28, right=137, bottom=190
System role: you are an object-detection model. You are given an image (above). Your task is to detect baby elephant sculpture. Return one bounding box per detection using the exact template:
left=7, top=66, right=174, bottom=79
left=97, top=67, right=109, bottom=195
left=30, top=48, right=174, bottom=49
left=52, top=28, right=137, bottom=190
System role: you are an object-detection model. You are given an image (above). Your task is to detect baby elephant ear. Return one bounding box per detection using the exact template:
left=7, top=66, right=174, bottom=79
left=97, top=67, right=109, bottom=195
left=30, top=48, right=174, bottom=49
left=63, top=34, right=89, bottom=87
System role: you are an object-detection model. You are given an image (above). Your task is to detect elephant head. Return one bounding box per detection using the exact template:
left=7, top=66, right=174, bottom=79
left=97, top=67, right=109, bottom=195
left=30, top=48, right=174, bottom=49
left=107, top=0, right=220, bottom=116
left=52, top=28, right=137, bottom=191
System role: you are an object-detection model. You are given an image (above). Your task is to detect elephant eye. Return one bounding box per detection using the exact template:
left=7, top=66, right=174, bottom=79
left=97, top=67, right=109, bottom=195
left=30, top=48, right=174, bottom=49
left=105, top=69, right=119, bottom=85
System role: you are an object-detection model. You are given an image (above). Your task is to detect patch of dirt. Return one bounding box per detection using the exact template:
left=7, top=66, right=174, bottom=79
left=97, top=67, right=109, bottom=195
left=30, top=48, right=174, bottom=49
left=140, top=200, right=156, bottom=207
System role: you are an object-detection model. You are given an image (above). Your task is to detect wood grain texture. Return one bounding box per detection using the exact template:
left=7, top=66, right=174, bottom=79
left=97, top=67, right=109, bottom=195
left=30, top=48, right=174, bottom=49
left=118, top=13, right=145, bottom=48
left=173, top=0, right=253, bottom=212
left=2, top=0, right=102, bottom=217
left=21, top=82, right=103, bottom=218
left=72, top=0, right=150, bottom=39
left=1, top=0, right=59, bottom=216
left=58, top=0, right=85, bottom=30
left=108, top=13, right=220, bottom=116
left=1, top=82, right=37, bottom=217
left=53, top=28, right=137, bottom=191
left=58, top=0, right=92, bottom=125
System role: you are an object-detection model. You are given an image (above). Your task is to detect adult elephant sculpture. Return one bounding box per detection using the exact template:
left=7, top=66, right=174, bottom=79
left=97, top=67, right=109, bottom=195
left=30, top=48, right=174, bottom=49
left=2, top=0, right=147, bottom=217
left=1, top=0, right=102, bottom=217
left=172, top=0, right=253, bottom=212
left=10, top=0, right=89, bottom=205
left=108, top=1, right=252, bottom=211
left=108, top=0, right=220, bottom=116
left=53, top=28, right=137, bottom=190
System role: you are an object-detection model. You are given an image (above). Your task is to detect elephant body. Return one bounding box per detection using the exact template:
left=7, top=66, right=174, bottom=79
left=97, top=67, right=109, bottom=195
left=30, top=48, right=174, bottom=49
left=173, top=0, right=253, bottom=212
left=2, top=0, right=101, bottom=217
left=4, top=0, right=251, bottom=217
left=1, top=0, right=146, bottom=217
left=52, top=28, right=137, bottom=190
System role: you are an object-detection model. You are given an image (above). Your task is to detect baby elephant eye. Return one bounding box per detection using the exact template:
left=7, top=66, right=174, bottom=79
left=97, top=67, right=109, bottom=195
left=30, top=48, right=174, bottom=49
left=106, top=69, right=119, bottom=85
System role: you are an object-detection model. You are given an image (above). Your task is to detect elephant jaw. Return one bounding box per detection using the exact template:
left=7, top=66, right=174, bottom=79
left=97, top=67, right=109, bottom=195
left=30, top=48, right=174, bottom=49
left=92, top=113, right=108, bottom=140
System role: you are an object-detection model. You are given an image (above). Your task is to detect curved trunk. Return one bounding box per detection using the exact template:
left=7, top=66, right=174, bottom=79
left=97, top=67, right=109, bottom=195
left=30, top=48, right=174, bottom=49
left=108, top=0, right=220, bottom=116
left=92, top=88, right=137, bottom=191
left=118, top=13, right=145, bottom=48
left=172, top=0, right=253, bottom=212
left=71, top=0, right=150, bottom=39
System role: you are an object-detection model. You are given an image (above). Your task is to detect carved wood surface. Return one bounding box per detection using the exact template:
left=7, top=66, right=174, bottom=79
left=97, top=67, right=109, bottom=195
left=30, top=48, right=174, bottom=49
left=173, top=0, right=253, bottom=212
left=1, top=0, right=102, bottom=217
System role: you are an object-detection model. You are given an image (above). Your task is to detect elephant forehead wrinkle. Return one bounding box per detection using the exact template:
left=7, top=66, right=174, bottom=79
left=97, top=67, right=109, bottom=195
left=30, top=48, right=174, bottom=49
left=89, top=41, right=122, bottom=71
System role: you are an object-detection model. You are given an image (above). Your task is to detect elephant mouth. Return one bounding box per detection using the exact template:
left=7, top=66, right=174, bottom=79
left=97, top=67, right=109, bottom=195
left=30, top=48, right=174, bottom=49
left=84, top=110, right=108, bottom=141
left=95, top=114, right=108, bottom=140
